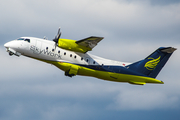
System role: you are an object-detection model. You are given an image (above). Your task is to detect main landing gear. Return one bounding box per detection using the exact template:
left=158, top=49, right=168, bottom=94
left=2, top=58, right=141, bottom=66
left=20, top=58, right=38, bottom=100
left=65, top=70, right=75, bottom=77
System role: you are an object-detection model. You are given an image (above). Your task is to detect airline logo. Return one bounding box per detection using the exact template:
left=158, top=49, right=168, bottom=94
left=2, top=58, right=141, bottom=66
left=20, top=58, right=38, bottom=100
left=144, top=56, right=161, bottom=70
left=30, top=45, right=61, bottom=58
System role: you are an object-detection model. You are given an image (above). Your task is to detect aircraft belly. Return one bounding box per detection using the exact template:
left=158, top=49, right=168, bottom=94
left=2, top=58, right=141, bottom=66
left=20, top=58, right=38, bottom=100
left=77, top=67, right=163, bottom=84
left=41, top=61, right=163, bottom=84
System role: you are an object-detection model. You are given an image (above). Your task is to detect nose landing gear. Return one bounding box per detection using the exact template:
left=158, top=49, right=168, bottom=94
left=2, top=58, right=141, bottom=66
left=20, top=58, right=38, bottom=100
left=9, top=51, right=14, bottom=56
left=6, top=48, right=21, bottom=57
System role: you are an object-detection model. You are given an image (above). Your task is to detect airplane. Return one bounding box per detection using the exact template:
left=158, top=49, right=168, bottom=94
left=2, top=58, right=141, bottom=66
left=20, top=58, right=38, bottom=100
left=4, top=28, right=177, bottom=85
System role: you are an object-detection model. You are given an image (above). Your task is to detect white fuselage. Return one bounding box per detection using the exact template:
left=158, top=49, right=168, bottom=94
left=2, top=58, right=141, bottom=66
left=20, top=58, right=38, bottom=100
left=4, top=36, right=168, bottom=85
left=4, top=37, right=131, bottom=67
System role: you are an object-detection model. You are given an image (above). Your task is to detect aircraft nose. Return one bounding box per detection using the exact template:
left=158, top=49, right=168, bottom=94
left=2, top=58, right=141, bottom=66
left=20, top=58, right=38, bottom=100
left=4, top=42, right=10, bottom=48
left=4, top=41, right=18, bottom=49
left=4, top=41, right=13, bottom=48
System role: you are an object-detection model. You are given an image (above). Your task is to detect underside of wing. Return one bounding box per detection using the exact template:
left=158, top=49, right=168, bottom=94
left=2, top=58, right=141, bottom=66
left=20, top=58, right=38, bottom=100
left=76, top=36, right=104, bottom=50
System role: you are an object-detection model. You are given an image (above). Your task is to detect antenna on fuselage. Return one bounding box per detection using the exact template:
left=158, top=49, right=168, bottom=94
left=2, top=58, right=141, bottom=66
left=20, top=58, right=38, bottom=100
left=43, top=36, right=48, bottom=40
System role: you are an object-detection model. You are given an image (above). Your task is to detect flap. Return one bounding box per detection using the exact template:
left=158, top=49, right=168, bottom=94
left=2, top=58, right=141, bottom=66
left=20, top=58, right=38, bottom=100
left=76, top=36, right=104, bottom=50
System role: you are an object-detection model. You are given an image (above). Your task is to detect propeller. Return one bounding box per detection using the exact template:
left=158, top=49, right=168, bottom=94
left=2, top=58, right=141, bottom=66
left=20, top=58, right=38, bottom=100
left=53, top=27, right=61, bottom=45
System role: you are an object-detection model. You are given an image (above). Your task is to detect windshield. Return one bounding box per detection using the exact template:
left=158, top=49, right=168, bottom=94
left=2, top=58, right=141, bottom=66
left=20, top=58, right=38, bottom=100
left=17, top=38, right=25, bottom=40
left=24, top=39, right=30, bottom=43
left=17, top=38, right=30, bottom=43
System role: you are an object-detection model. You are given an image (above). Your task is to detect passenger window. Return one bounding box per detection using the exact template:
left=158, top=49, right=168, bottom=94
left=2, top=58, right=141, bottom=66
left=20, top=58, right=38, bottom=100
left=46, top=47, right=48, bottom=50
left=64, top=52, right=66, bottom=55
left=81, top=58, right=83, bottom=60
left=86, top=59, right=89, bottom=62
left=70, top=54, right=72, bottom=57
left=52, top=49, right=54, bottom=52
left=93, top=61, right=96, bottom=64
left=58, top=51, right=60, bottom=53
left=74, top=56, right=77, bottom=59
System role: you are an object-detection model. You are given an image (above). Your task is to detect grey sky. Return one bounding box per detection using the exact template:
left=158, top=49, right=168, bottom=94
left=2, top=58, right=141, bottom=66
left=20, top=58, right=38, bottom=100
left=0, top=0, right=180, bottom=120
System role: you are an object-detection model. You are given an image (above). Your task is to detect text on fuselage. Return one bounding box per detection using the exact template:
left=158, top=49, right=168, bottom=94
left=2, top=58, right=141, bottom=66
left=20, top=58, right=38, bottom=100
left=30, top=45, right=61, bottom=58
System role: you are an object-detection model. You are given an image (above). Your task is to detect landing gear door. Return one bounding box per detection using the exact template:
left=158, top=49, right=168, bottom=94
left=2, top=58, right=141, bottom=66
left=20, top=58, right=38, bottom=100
left=65, top=65, right=79, bottom=77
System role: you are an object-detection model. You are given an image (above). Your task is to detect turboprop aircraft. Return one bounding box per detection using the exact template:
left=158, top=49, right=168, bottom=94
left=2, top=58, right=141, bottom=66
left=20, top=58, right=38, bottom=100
left=4, top=28, right=176, bottom=85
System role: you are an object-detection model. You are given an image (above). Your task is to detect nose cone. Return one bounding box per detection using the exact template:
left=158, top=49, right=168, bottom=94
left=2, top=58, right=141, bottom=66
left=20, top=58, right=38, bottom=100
left=4, top=40, right=20, bottom=49
left=4, top=42, right=9, bottom=48
left=4, top=41, right=13, bottom=48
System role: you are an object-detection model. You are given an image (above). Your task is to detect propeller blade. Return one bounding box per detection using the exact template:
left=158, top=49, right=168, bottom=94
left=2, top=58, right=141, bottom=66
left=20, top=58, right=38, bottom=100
left=53, top=27, right=61, bottom=44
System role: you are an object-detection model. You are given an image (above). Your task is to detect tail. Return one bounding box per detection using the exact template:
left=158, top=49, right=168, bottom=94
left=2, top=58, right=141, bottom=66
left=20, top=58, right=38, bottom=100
left=128, top=47, right=176, bottom=78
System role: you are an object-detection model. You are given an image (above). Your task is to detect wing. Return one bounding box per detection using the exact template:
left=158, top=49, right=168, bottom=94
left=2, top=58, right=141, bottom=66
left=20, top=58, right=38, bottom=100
left=57, top=36, right=103, bottom=53
left=76, top=36, right=104, bottom=50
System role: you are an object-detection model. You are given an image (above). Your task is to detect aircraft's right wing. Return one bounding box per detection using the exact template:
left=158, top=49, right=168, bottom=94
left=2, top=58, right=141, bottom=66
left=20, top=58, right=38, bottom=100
left=57, top=36, right=104, bottom=53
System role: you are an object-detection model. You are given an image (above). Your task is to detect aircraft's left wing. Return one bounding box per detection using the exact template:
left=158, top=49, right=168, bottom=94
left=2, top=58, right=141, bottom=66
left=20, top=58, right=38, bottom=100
left=76, top=36, right=104, bottom=50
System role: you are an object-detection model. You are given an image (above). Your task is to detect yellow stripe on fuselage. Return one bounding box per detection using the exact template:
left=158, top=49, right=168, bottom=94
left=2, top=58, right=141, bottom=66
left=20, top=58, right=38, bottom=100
left=39, top=59, right=163, bottom=85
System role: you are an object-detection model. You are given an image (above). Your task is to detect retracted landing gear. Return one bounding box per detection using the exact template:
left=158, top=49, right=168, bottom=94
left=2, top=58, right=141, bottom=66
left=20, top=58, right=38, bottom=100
left=64, top=65, right=79, bottom=77
left=65, top=70, right=75, bottom=77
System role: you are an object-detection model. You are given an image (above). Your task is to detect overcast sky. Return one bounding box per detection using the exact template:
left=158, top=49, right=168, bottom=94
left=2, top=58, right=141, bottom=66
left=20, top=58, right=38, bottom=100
left=0, top=0, right=180, bottom=120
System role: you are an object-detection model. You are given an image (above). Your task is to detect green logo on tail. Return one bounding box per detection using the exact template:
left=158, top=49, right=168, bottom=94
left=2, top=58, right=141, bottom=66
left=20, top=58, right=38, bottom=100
left=145, top=56, right=161, bottom=70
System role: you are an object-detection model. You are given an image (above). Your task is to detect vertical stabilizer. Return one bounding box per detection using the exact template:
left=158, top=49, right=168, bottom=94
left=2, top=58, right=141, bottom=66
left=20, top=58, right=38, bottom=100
left=128, top=47, right=176, bottom=78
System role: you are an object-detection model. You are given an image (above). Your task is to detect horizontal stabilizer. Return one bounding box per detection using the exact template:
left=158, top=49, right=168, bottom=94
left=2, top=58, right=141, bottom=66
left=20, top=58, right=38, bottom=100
left=161, top=47, right=177, bottom=53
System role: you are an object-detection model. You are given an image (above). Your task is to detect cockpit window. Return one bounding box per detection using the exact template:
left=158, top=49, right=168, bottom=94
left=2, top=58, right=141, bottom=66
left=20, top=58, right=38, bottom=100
left=17, top=38, right=25, bottom=40
left=17, top=38, right=30, bottom=43
left=25, top=39, right=30, bottom=43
